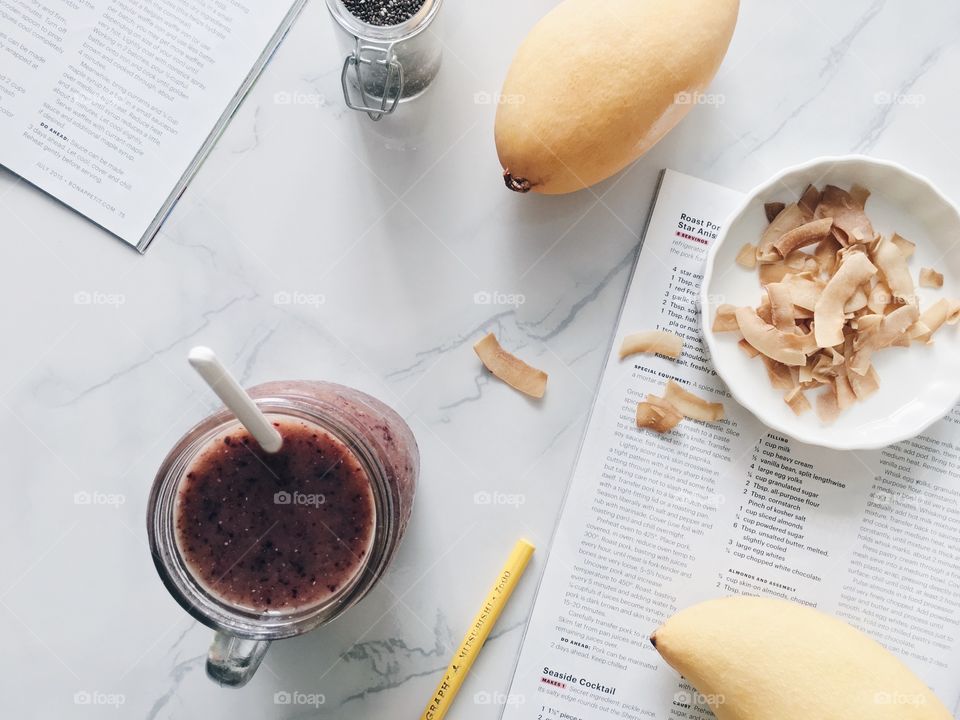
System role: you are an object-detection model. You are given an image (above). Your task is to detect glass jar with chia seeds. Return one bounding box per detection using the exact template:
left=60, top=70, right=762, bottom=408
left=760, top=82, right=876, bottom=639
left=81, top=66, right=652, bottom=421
left=326, top=0, right=443, bottom=120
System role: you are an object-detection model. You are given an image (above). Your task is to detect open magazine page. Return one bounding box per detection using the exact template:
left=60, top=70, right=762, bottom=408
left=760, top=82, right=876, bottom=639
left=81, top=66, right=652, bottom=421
left=502, top=170, right=960, bottom=720
left=0, top=0, right=302, bottom=249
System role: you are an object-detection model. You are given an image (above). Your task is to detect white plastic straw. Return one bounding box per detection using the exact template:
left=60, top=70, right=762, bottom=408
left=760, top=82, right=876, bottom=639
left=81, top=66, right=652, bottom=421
left=187, top=346, right=283, bottom=453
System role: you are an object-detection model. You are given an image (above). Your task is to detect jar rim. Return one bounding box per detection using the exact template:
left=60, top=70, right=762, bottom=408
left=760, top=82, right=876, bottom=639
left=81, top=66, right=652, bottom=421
left=147, top=395, right=396, bottom=639
left=325, top=0, right=443, bottom=43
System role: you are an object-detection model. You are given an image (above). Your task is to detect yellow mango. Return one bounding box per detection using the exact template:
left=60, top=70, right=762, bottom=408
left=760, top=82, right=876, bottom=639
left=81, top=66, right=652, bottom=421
left=652, top=596, right=951, bottom=720
left=495, top=0, right=739, bottom=194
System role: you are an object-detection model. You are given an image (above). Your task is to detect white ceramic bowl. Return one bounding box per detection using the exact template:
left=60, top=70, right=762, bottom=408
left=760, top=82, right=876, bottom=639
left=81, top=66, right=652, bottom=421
left=702, top=156, right=960, bottom=450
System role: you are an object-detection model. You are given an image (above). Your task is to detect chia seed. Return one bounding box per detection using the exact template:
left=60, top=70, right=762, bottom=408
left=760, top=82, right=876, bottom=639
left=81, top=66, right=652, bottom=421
left=341, top=0, right=426, bottom=26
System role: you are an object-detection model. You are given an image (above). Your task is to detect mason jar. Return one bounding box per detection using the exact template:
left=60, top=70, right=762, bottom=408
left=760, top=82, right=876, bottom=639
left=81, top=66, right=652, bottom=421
left=147, top=381, right=418, bottom=687
left=326, top=0, right=443, bottom=120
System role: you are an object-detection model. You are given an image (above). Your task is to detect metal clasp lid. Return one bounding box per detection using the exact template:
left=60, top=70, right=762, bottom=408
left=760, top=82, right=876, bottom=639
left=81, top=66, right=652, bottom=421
left=341, top=41, right=404, bottom=121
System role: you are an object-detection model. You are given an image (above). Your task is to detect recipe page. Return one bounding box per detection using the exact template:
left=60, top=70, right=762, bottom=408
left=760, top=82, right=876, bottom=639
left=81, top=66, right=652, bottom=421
left=502, top=170, right=960, bottom=720
left=0, top=0, right=299, bottom=249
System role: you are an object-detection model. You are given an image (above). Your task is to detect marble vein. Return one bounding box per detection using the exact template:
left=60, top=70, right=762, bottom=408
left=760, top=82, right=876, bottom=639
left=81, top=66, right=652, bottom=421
left=819, top=0, right=886, bottom=78
left=438, top=371, right=491, bottom=411
left=853, top=46, right=947, bottom=153
left=52, top=292, right=259, bottom=407
left=385, top=310, right=513, bottom=381
left=232, top=105, right=263, bottom=155
left=144, top=654, right=204, bottom=720
left=336, top=615, right=527, bottom=709
left=746, top=0, right=886, bottom=156
left=237, top=322, right=282, bottom=385
left=520, top=243, right=637, bottom=342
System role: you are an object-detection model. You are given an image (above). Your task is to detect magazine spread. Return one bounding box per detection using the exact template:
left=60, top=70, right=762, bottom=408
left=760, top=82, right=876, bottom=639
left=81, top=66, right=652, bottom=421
left=0, top=0, right=305, bottom=250
left=502, top=170, right=960, bottom=720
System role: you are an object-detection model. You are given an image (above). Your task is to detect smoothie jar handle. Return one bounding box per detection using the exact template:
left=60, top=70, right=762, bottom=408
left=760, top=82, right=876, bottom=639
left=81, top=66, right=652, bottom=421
left=206, top=632, right=271, bottom=688
left=340, top=40, right=404, bottom=121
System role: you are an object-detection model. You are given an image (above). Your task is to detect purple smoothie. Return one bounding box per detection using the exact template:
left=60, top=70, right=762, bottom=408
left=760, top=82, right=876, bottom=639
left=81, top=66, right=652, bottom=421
left=174, top=416, right=376, bottom=612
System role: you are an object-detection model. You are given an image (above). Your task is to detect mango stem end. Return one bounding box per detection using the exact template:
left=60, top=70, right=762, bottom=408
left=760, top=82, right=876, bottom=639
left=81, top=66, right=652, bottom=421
left=503, top=170, right=532, bottom=193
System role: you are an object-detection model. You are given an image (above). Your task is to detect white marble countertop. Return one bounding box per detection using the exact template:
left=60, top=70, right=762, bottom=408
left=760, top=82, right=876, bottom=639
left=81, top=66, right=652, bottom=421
left=2, top=0, right=959, bottom=717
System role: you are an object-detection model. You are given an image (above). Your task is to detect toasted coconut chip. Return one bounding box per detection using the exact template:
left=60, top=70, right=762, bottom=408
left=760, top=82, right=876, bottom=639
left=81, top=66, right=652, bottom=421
left=737, top=184, right=945, bottom=423
left=713, top=304, right=740, bottom=333
left=663, top=380, right=725, bottom=422
left=764, top=201, right=786, bottom=223
left=815, top=386, right=841, bottom=424
left=814, top=252, right=877, bottom=347
left=849, top=184, right=871, bottom=208
left=784, top=250, right=818, bottom=272
left=738, top=338, right=760, bottom=358
left=855, top=313, right=883, bottom=333
left=814, top=236, right=842, bottom=276
left=735, top=243, right=758, bottom=269
left=837, top=243, right=868, bottom=263
left=947, top=300, right=960, bottom=325
left=867, top=280, right=891, bottom=314
left=833, top=367, right=856, bottom=411
left=891, top=233, right=916, bottom=258
left=759, top=204, right=810, bottom=263
left=916, top=298, right=955, bottom=341
left=843, top=285, right=869, bottom=314
left=619, top=330, right=683, bottom=360
left=761, top=356, right=797, bottom=391
left=636, top=396, right=683, bottom=433
left=773, top=217, right=834, bottom=257
left=919, top=267, right=944, bottom=289
left=848, top=364, right=880, bottom=400
left=759, top=261, right=791, bottom=286
left=811, top=354, right=839, bottom=384
left=825, top=346, right=845, bottom=365
left=798, top=329, right=819, bottom=356
left=908, top=321, right=932, bottom=343
left=799, top=184, right=822, bottom=215
left=735, top=306, right=806, bottom=366
left=784, top=386, right=811, bottom=415
left=780, top=274, right=824, bottom=310
left=871, top=236, right=916, bottom=306
left=474, top=333, right=547, bottom=398
left=815, top=185, right=873, bottom=246
left=849, top=304, right=919, bottom=374
left=757, top=298, right=772, bottom=324
left=766, top=283, right=797, bottom=332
